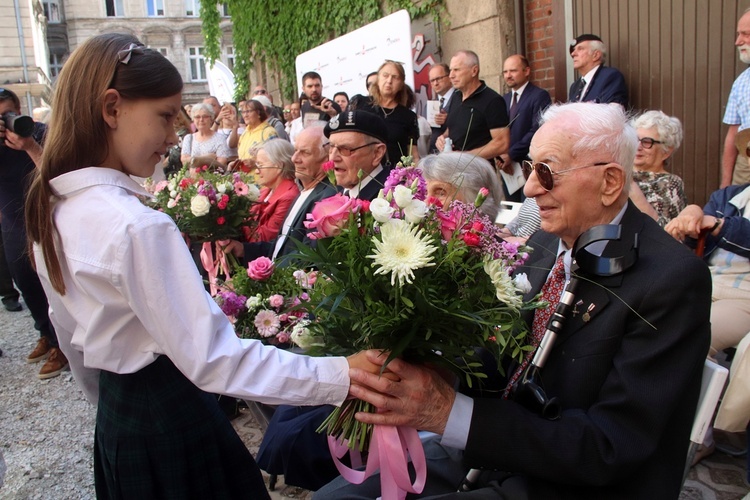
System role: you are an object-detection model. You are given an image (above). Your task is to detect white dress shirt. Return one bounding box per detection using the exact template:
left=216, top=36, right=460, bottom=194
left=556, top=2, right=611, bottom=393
left=345, top=165, right=383, bottom=199
left=35, top=167, right=349, bottom=405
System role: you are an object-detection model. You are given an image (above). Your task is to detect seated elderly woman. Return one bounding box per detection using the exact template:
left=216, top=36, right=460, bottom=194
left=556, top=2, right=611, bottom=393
left=628, top=110, right=687, bottom=226
left=419, top=152, right=504, bottom=220
left=246, top=139, right=299, bottom=243
left=180, top=103, right=231, bottom=170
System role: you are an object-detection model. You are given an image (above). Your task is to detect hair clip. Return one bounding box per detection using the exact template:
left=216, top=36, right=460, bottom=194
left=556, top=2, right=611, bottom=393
left=117, top=43, right=145, bottom=65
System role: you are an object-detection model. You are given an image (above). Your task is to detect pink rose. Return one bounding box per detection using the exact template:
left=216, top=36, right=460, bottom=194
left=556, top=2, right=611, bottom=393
left=217, top=216, right=226, bottom=225
left=276, top=332, right=290, bottom=344
left=435, top=207, right=460, bottom=241
left=463, top=232, right=481, bottom=247
left=269, top=294, right=285, bottom=308
left=247, top=256, right=274, bottom=281
left=303, top=194, right=359, bottom=239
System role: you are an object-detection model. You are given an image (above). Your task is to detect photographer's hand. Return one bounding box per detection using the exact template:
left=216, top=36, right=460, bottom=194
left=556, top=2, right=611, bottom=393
left=5, top=129, right=43, bottom=165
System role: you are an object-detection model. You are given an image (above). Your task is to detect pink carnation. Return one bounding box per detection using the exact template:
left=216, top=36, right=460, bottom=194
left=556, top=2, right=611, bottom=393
left=321, top=160, right=335, bottom=172
left=247, top=257, right=274, bottom=281
left=268, top=294, right=285, bottom=308
left=304, top=194, right=359, bottom=239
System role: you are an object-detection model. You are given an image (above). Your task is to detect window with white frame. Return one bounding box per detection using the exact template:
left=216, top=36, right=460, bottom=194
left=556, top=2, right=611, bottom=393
left=221, top=3, right=229, bottom=16
left=43, top=0, right=61, bottom=22
left=146, top=0, right=164, bottom=16
left=49, top=53, right=64, bottom=79
left=225, top=46, right=234, bottom=71
left=185, top=0, right=200, bottom=16
left=154, top=47, right=168, bottom=58
left=188, top=47, right=207, bottom=81
left=105, top=0, right=124, bottom=16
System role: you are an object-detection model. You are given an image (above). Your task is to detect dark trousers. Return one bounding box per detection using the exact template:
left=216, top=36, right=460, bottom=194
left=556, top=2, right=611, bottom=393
left=1, top=225, right=57, bottom=346
left=0, top=225, right=19, bottom=303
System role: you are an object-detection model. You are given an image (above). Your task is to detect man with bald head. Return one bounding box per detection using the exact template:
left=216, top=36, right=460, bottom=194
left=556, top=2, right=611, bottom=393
left=500, top=54, right=552, bottom=201
left=318, top=102, right=710, bottom=499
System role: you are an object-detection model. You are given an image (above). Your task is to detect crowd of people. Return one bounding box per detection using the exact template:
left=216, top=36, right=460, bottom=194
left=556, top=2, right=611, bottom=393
left=0, top=8, right=748, bottom=498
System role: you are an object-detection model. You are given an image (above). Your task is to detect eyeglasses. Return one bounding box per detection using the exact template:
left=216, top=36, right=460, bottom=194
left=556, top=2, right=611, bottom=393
left=429, top=75, right=448, bottom=84
left=522, top=160, right=610, bottom=191
left=283, top=109, right=291, bottom=113
left=329, top=141, right=378, bottom=157
left=637, top=137, right=663, bottom=149
left=253, top=89, right=267, bottom=95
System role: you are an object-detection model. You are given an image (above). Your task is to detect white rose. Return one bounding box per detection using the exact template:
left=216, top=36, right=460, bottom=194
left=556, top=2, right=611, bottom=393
left=245, top=295, right=262, bottom=310
left=190, top=195, right=211, bottom=216
left=403, top=199, right=428, bottom=224
left=393, top=185, right=414, bottom=209
left=170, top=189, right=178, bottom=198
left=216, top=183, right=227, bottom=194
left=370, top=197, right=395, bottom=223
left=245, top=184, right=261, bottom=202
left=513, top=273, right=532, bottom=294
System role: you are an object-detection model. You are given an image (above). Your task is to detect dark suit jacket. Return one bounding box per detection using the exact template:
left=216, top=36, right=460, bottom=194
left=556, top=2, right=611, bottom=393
left=503, top=83, right=552, bottom=163
left=568, top=65, right=628, bottom=107
left=243, top=179, right=336, bottom=261
left=338, top=166, right=391, bottom=202
left=427, top=90, right=459, bottom=153
left=465, top=202, right=710, bottom=499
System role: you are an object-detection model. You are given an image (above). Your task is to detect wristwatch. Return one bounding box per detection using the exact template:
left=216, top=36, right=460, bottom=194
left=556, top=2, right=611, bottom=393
left=709, top=217, right=722, bottom=233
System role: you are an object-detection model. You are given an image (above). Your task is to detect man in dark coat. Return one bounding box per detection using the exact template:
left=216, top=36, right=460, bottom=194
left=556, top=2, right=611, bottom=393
left=568, top=34, right=628, bottom=107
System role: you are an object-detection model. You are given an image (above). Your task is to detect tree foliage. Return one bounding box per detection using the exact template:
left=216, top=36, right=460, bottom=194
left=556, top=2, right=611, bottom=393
left=200, top=0, right=446, bottom=102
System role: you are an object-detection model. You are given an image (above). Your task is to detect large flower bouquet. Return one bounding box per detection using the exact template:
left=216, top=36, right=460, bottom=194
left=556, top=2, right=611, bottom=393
left=147, top=165, right=260, bottom=242
left=214, top=256, right=317, bottom=346
left=294, top=166, right=539, bottom=458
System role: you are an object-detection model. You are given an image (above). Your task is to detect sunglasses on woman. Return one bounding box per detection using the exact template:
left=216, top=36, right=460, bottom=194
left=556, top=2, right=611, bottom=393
left=522, top=160, right=610, bottom=191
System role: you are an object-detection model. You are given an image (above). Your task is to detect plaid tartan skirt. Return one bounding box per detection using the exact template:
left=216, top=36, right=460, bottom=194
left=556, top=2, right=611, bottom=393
left=94, top=355, right=269, bottom=499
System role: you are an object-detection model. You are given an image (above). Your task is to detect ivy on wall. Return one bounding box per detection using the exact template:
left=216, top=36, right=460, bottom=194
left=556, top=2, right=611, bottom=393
left=200, top=0, right=446, bottom=102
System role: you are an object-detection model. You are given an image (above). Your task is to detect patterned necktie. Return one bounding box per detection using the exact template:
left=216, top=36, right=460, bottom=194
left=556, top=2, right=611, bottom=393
left=439, top=96, right=445, bottom=110
left=510, top=91, right=518, bottom=117
left=573, top=77, right=586, bottom=102
left=505, top=253, right=567, bottom=395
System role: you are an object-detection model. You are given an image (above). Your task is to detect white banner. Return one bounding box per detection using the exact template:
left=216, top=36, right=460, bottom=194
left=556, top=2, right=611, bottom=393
left=207, top=60, right=236, bottom=104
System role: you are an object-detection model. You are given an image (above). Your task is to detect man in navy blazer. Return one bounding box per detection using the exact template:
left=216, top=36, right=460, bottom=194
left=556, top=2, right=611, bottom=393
left=568, top=34, right=628, bottom=108
left=318, top=102, right=710, bottom=499
left=501, top=54, right=552, bottom=201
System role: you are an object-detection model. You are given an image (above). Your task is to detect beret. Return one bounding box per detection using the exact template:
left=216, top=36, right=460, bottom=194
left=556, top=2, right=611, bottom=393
left=569, top=34, right=603, bottom=54
left=324, top=110, right=388, bottom=144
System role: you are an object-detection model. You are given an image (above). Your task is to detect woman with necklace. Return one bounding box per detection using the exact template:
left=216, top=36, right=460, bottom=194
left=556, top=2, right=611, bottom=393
left=364, top=60, right=419, bottom=166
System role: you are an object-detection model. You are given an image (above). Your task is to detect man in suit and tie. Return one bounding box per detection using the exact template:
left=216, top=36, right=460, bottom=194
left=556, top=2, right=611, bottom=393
left=500, top=54, right=552, bottom=202
left=325, top=110, right=390, bottom=201
left=568, top=34, right=628, bottom=107
left=428, top=62, right=455, bottom=154
left=226, top=125, right=336, bottom=262
left=318, top=102, right=711, bottom=499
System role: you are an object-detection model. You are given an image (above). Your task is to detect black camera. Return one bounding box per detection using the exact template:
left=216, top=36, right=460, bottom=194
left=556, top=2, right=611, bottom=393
left=2, top=112, right=34, bottom=138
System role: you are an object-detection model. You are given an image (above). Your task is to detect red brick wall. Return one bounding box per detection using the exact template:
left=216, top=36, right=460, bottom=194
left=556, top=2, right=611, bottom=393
left=524, top=0, right=557, bottom=101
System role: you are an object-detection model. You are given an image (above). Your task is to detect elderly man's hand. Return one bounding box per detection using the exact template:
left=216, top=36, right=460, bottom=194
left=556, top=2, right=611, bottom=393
left=665, top=204, right=707, bottom=241
left=347, top=350, right=456, bottom=435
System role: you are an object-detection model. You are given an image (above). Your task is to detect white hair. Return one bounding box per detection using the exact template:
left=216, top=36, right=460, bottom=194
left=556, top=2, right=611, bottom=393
left=588, top=40, right=607, bottom=63
left=540, top=102, right=637, bottom=191
left=633, top=110, right=683, bottom=151
left=190, top=102, right=214, bottom=120
left=418, top=152, right=503, bottom=220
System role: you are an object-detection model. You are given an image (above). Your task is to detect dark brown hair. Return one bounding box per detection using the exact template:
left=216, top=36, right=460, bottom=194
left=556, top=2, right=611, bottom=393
left=25, top=32, right=183, bottom=294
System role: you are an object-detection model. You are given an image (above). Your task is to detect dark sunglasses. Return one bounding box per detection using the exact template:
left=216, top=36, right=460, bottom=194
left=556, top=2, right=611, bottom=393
left=522, top=160, right=609, bottom=191
left=637, top=137, right=663, bottom=149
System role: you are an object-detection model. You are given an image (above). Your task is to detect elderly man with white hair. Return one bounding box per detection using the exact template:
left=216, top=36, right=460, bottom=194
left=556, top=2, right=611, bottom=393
left=318, top=102, right=711, bottom=499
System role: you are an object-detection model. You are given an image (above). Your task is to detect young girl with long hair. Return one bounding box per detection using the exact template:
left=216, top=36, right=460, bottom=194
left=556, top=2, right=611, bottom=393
left=25, top=32, right=369, bottom=499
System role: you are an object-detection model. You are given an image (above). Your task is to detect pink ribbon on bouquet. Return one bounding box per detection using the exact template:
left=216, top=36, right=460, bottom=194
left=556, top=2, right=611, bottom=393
left=328, top=425, right=426, bottom=500
left=200, top=240, right=231, bottom=296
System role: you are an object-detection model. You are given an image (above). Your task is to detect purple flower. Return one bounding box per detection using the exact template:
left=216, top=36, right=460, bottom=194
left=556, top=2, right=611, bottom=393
left=216, top=291, right=247, bottom=317
left=383, top=167, right=427, bottom=201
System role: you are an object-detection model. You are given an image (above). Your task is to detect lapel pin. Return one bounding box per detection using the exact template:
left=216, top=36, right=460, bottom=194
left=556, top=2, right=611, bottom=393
left=582, top=303, right=596, bottom=322
left=571, top=300, right=584, bottom=317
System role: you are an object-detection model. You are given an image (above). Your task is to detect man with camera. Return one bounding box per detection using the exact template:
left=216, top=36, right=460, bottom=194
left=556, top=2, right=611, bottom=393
left=0, top=88, right=68, bottom=379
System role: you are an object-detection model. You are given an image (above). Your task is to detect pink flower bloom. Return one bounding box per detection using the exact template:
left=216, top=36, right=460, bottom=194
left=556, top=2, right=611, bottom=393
left=268, top=294, right=285, bottom=308
left=435, top=206, right=460, bottom=241
left=234, top=182, right=249, bottom=196
left=479, top=187, right=489, bottom=197
left=463, top=232, right=481, bottom=247
left=247, top=257, right=274, bottom=281
left=276, top=332, right=290, bottom=344
left=254, top=309, right=280, bottom=337
left=304, top=194, right=359, bottom=239
left=216, top=216, right=226, bottom=225
left=153, top=180, right=169, bottom=193
left=321, top=160, right=335, bottom=172
left=279, top=313, right=289, bottom=322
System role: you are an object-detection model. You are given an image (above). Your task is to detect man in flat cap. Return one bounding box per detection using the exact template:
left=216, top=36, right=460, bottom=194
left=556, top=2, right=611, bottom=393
left=324, top=110, right=391, bottom=201
left=568, top=34, right=628, bottom=107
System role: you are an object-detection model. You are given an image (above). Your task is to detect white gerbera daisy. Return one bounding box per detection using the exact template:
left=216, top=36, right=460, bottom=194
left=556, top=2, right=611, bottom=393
left=368, top=219, right=437, bottom=286
left=483, top=258, right=523, bottom=309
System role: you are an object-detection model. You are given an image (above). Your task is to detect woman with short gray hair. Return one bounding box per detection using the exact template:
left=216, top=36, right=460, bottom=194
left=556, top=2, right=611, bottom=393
left=629, top=110, right=687, bottom=226
left=247, top=139, right=299, bottom=242
left=419, top=152, right=503, bottom=220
